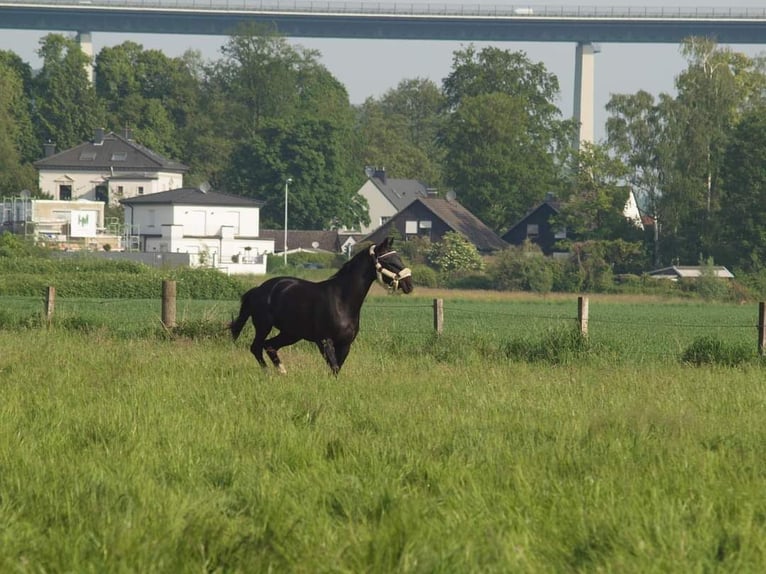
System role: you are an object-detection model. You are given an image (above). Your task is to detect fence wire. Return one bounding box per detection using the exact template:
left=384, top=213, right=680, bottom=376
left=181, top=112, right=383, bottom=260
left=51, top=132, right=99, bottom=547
left=2, top=294, right=763, bottom=359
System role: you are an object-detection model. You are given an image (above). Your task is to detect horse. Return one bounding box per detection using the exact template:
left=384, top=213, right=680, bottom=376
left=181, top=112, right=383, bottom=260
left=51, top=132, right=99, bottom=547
left=230, top=237, right=413, bottom=375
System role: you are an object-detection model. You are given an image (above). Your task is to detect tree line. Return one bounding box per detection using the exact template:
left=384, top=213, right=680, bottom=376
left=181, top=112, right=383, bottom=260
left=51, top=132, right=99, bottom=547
left=2, top=25, right=766, bottom=275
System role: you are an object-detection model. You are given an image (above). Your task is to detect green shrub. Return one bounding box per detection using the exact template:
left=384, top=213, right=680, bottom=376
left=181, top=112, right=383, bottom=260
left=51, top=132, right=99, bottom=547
left=681, top=336, right=754, bottom=366
left=410, top=264, right=439, bottom=288
left=443, top=272, right=494, bottom=290
left=503, top=328, right=593, bottom=365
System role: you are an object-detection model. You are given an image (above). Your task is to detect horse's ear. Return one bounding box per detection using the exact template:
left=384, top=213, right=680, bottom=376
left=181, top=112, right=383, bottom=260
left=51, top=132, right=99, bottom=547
left=377, top=237, right=392, bottom=252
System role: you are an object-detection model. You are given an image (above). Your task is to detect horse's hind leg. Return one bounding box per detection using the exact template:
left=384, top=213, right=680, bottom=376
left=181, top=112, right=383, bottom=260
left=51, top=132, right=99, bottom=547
left=264, top=332, right=300, bottom=374
left=250, top=331, right=269, bottom=368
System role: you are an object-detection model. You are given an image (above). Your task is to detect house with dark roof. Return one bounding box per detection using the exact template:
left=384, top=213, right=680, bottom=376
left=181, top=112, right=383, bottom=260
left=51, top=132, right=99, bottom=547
left=356, top=167, right=430, bottom=234
left=34, top=128, right=188, bottom=206
left=502, top=197, right=566, bottom=255
left=363, top=196, right=508, bottom=253
left=121, top=187, right=274, bottom=275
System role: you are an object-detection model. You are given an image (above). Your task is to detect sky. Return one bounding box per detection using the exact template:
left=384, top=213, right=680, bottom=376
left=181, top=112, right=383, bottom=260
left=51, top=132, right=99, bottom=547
left=1, top=1, right=765, bottom=142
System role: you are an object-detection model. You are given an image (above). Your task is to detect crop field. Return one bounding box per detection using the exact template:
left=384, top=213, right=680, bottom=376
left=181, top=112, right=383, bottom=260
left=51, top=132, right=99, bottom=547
left=2, top=291, right=766, bottom=572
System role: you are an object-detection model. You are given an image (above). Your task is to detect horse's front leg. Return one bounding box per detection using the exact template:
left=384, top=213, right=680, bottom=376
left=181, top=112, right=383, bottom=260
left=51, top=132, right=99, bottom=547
left=318, top=339, right=340, bottom=375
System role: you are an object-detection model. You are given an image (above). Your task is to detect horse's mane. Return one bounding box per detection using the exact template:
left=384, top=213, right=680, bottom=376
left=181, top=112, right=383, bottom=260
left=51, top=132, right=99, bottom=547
left=328, top=244, right=373, bottom=280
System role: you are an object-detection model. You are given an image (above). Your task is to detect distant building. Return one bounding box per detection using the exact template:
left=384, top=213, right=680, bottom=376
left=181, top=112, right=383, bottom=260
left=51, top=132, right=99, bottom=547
left=502, top=197, right=565, bottom=255
left=34, top=128, right=188, bottom=206
left=121, top=187, right=274, bottom=275
left=648, top=266, right=734, bottom=281
left=356, top=167, right=430, bottom=235
left=363, top=195, right=507, bottom=253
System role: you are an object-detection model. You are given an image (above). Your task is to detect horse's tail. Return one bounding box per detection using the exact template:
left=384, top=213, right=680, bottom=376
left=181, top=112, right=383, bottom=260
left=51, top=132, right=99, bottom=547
left=229, top=291, right=251, bottom=341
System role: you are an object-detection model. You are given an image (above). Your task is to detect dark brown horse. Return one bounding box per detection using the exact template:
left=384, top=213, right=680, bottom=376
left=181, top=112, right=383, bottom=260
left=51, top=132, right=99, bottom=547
left=230, top=238, right=413, bottom=374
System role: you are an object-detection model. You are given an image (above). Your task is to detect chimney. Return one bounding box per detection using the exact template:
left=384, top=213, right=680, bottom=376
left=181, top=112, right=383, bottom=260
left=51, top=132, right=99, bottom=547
left=94, top=128, right=104, bottom=146
left=43, top=141, right=56, bottom=158
left=373, top=167, right=386, bottom=184
left=123, top=127, right=133, bottom=141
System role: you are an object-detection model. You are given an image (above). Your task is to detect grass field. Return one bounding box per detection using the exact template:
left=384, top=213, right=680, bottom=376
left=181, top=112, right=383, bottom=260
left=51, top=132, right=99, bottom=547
left=2, top=293, right=766, bottom=571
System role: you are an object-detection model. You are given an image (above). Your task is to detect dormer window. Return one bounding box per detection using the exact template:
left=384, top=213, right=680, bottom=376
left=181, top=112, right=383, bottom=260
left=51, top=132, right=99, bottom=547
left=79, top=151, right=97, bottom=160
left=111, top=152, right=128, bottom=161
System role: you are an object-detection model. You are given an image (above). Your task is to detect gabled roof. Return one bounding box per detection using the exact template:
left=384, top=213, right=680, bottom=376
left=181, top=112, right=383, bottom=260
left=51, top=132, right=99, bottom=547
left=503, top=199, right=560, bottom=238
left=418, top=197, right=508, bottom=251
left=365, top=196, right=507, bottom=252
left=259, top=230, right=363, bottom=253
left=120, top=187, right=263, bottom=207
left=369, top=173, right=430, bottom=211
left=34, top=131, right=188, bottom=173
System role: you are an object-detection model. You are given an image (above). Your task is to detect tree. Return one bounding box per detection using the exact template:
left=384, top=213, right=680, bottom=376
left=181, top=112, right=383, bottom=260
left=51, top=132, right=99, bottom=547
left=440, top=45, right=576, bottom=231
left=353, top=78, right=445, bottom=187
left=715, top=105, right=766, bottom=271
left=556, top=142, right=637, bottom=242
left=32, top=34, right=104, bottom=150
left=606, top=90, right=676, bottom=266
left=427, top=231, right=484, bottom=275
left=221, top=118, right=366, bottom=229
left=664, top=38, right=766, bottom=263
left=95, top=42, right=202, bottom=160
left=443, top=92, right=560, bottom=230
left=0, top=61, right=37, bottom=195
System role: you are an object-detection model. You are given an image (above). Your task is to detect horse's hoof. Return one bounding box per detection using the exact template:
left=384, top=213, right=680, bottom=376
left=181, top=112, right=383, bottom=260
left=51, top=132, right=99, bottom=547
left=277, top=364, right=287, bottom=375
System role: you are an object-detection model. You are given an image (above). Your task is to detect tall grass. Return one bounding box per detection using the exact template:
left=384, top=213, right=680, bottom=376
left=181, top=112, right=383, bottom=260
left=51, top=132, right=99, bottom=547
left=2, top=328, right=766, bottom=572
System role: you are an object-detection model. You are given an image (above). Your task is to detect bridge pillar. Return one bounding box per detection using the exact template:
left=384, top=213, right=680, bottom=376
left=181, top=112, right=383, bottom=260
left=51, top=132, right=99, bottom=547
left=76, top=31, right=94, bottom=84
left=573, top=42, right=600, bottom=148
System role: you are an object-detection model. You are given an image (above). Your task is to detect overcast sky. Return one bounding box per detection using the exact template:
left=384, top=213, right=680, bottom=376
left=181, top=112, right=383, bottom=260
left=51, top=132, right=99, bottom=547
left=1, top=1, right=765, bottom=141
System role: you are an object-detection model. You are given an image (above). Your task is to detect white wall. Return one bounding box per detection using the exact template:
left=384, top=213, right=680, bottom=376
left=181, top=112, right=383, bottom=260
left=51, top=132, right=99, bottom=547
left=38, top=169, right=183, bottom=205
left=357, top=180, right=395, bottom=235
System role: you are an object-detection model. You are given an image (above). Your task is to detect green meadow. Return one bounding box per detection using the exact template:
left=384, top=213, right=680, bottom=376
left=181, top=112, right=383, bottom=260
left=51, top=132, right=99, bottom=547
left=2, top=292, right=766, bottom=572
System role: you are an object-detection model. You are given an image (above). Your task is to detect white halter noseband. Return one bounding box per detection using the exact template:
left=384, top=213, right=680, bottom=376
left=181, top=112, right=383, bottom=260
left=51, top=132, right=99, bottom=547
left=370, top=245, right=412, bottom=291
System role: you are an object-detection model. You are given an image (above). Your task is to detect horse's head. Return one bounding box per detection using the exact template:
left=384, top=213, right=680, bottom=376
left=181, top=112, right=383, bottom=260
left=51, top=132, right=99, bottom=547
left=371, top=238, right=413, bottom=294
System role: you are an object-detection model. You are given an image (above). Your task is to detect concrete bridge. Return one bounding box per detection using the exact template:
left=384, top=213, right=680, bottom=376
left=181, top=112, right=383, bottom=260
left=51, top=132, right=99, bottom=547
left=2, top=0, right=765, bottom=144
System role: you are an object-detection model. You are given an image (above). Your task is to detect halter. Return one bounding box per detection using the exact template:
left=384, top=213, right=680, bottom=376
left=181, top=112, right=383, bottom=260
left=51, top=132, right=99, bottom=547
left=370, top=245, right=412, bottom=292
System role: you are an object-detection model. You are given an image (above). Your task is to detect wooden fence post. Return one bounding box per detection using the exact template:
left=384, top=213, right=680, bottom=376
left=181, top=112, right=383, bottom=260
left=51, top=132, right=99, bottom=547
left=433, top=298, right=444, bottom=335
left=758, top=301, right=765, bottom=357
left=45, top=286, right=55, bottom=324
left=162, top=280, right=177, bottom=328
left=577, top=296, right=589, bottom=337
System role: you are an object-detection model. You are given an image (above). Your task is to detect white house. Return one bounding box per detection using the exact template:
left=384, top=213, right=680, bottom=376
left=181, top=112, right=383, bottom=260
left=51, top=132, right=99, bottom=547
left=121, top=187, right=274, bottom=275
left=34, top=128, right=188, bottom=206
left=356, top=167, right=431, bottom=235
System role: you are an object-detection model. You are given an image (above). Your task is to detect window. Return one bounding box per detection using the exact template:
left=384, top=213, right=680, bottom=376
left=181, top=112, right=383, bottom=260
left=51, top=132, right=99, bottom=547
left=59, top=185, right=72, bottom=200
left=111, top=152, right=128, bottom=161
left=380, top=216, right=391, bottom=226
left=554, top=227, right=567, bottom=239
left=117, top=186, right=124, bottom=195
left=405, top=220, right=418, bottom=234
left=95, top=185, right=108, bottom=203
left=138, top=186, right=144, bottom=195
left=79, top=151, right=97, bottom=160
left=526, top=223, right=539, bottom=237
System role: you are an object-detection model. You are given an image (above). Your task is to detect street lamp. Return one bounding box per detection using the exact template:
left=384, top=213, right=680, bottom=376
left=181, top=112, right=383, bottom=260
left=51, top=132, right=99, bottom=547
left=284, top=177, right=293, bottom=265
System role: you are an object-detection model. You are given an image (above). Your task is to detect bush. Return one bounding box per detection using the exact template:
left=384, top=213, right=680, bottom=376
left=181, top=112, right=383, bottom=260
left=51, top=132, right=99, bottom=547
left=489, top=243, right=556, bottom=293
left=681, top=336, right=754, bottom=367
left=410, top=264, right=439, bottom=288
left=443, top=271, right=494, bottom=290
left=503, top=327, right=593, bottom=365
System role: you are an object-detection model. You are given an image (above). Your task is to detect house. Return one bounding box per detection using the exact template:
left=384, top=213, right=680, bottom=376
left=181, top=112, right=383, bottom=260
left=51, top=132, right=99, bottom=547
left=34, top=128, right=188, bottom=206
left=259, top=229, right=363, bottom=257
left=502, top=197, right=565, bottom=255
left=648, top=266, right=734, bottom=281
left=1, top=195, right=116, bottom=250
left=120, top=187, right=274, bottom=275
left=363, top=194, right=508, bottom=253
left=356, top=167, right=430, bottom=234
